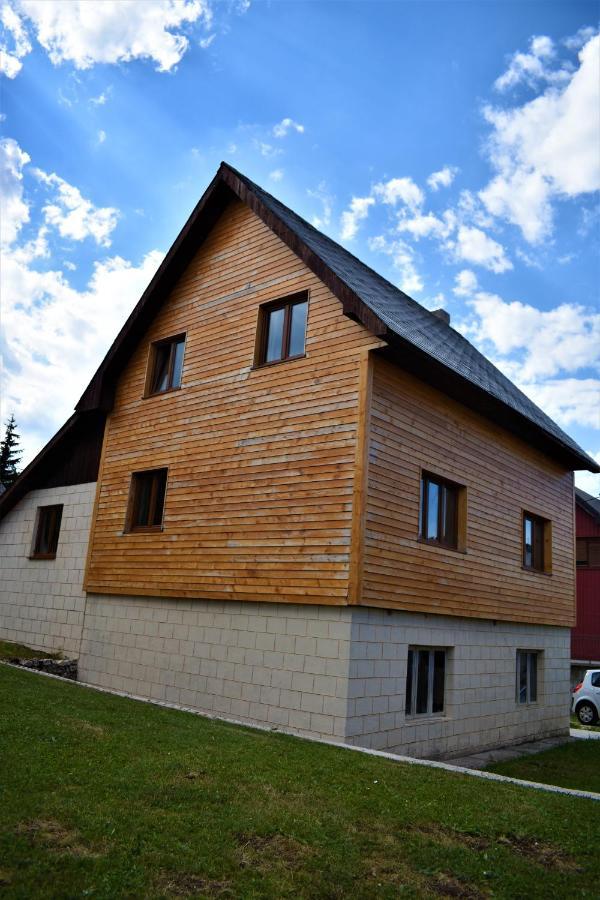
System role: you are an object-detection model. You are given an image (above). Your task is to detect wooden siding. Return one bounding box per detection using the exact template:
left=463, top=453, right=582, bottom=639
left=362, top=356, right=576, bottom=627
left=84, top=199, right=379, bottom=602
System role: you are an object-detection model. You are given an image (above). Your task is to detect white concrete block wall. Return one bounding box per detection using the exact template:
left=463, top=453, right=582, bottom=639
left=346, top=608, right=571, bottom=758
left=0, top=483, right=96, bottom=655
left=79, top=597, right=354, bottom=740
left=79, top=594, right=570, bottom=757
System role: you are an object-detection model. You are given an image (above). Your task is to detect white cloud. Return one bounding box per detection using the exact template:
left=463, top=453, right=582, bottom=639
left=373, top=176, right=424, bottom=211
left=272, top=117, right=305, bottom=138
left=308, top=181, right=333, bottom=230
left=8, top=0, right=213, bottom=75
left=427, top=165, right=458, bottom=191
left=96, top=129, right=106, bottom=145
left=269, top=168, right=283, bottom=182
left=368, top=235, right=423, bottom=295
left=0, top=3, right=31, bottom=77
left=396, top=211, right=451, bottom=240
left=89, top=88, right=110, bottom=106
left=494, top=34, right=569, bottom=92
left=340, top=195, right=374, bottom=240
left=0, top=136, right=30, bottom=245
left=33, top=168, right=118, bottom=246
left=0, top=137, right=164, bottom=460
left=451, top=225, right=512, bottom=273
left=199, top=33, right=215, bottom=49
left=563, top=26, right=597, bottom=51
left=453, top=269, right=478, bottom=297
left=480, top=32, right=600, bottom=243
left=464, top=291, right=600, bottom=381
left=254, top=139, right=281, bottom=159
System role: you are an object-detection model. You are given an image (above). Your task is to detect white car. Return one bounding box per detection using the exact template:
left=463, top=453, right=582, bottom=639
left=572, top=669, right=600, bottom=726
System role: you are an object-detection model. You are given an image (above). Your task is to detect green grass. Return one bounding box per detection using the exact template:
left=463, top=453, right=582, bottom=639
left=486, top=741, right=600, bottom=794
left=1, top=665, right=599, bottom=899
left=0, top=639, right=61, bottom=661
left=570, top=714, right=600, bottom=733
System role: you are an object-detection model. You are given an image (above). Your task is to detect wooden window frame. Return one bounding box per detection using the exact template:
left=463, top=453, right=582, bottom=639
left=254, top=291, right=309, bottom=368
left=418, top=471, right=466, bottom=552
left=516, top=649, right=540, bottom=705
left=405, top=646, right=447, bottom=718
left=522, top=511, right=552, bottom=574
left=576, top=537, right=600, bottom=569
left=143, top=333, right=186, bottom=398
left=29, top=504, right=63, bottom=560
left=124, top=468, right=168, bottom=534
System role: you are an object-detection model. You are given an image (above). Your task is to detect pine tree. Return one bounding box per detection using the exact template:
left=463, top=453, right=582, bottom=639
left=0, top=415, right=23, bottom=489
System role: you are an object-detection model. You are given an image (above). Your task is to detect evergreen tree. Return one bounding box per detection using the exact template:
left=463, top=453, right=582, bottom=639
left=0, top=415, right=22, bottom=488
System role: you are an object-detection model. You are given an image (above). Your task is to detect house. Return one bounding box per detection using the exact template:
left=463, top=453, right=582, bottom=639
left=572, top=488, right=600, bottom=682
left=1, top=163, right=598, bottom=760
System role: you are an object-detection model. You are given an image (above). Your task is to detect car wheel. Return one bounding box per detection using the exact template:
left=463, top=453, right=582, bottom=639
left=576, top=701, right=599, bottom=726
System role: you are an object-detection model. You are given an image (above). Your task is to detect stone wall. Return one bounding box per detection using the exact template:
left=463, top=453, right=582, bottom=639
left=0, top=483, right=96, bottom=655
left=79, top=594, right=570, bottom=758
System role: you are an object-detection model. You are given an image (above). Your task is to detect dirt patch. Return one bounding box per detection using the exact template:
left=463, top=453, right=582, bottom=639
left=496, top=834, right=582, bottom=872
left=0, top=868, right=12, bottom=887
left=16, top=819, right=102, bottom=858
left=428, top=873, right=487, bottom=899
left=159, top=873, right=233, bottom=898
left=236, top=832, right=312, bottom=873
left=407, top=823, right=489, bottom=852
left=62, top=717, right=106, bottom=737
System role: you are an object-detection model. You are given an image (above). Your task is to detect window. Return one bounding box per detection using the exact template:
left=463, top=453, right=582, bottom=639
left=125, top=468, right=168, bottom=532
left=255, top=292, right=308, bottom=366
left=145, top=334, right=185, bottom=396
left=419, top=473, right=462, bottom=550
left=405, top=647, right=446, bottom=716
left=591, top=672, right=600, bottom=688
left=576, top=538, right=600, bottom=568
left=30, top=505, right=63, bottom=559
left=516, top=650, right=539, bottom=704
left=523, top=512, right=551, bottom=572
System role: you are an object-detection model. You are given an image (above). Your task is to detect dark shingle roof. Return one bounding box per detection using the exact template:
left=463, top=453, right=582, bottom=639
left=576, top=488, right=600, bottom=522
left=236, top=168, right=596, bottom=470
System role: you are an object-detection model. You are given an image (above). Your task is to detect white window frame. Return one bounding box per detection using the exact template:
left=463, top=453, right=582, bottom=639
left=516, top=650, right=539, bottom=705
left=405, top=646, right=447, bottom=717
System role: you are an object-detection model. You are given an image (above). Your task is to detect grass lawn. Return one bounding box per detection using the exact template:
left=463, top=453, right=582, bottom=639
left=0, top=639, right=61, bottom=661
left=1, top=665, right=599, bottom=899
left=570, top=714, right=600, bottom=734
left=485, top=741, right=600, bottom=794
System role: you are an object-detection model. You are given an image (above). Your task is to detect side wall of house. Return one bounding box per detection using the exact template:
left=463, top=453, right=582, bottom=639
left=84, top=199, right=379, bottom=604
left=345, top=607, right=570, bottom=759
left=362, top=356, right=576, bottom=627
left=0, top=483, right=96, bottom=655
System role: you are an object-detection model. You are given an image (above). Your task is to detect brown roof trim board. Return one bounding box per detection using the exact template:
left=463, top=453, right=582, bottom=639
left=1, top=162, right=596, bottom=524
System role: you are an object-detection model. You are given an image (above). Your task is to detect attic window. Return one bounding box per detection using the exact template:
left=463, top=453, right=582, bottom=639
left=255, top=292, right=308, bottom=366
left=30, top=505, right=63, bottom=560
left=145, top=334, right=186, bottom=396
left=522, top=512, right=551, bottom=573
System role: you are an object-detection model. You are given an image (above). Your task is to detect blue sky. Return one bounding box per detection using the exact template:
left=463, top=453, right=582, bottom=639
left=1, top=0, right=599, bottom=492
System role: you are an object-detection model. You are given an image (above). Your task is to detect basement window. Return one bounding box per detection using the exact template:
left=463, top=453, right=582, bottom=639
left=405, top=647, right=446, bottom=717
left=516, top=650, right=539, bottom=704
left=255, top=292, right=308, bottom=366
left=30, top=504, right=63, bottom=560
left=145, top=334, right=186, bottom=396
left=125, top=468, right=168, bottom=533
left=522, top=512, right=551, bottom=573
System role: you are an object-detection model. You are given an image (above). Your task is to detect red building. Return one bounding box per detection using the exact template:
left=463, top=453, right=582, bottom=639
left=573, top=488, right=600, bottom=675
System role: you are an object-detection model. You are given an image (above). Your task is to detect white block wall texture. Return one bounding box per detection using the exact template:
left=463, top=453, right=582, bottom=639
left=0, top=483, right=96, bottom=655
left=78, top=594, right=570, bottom=759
